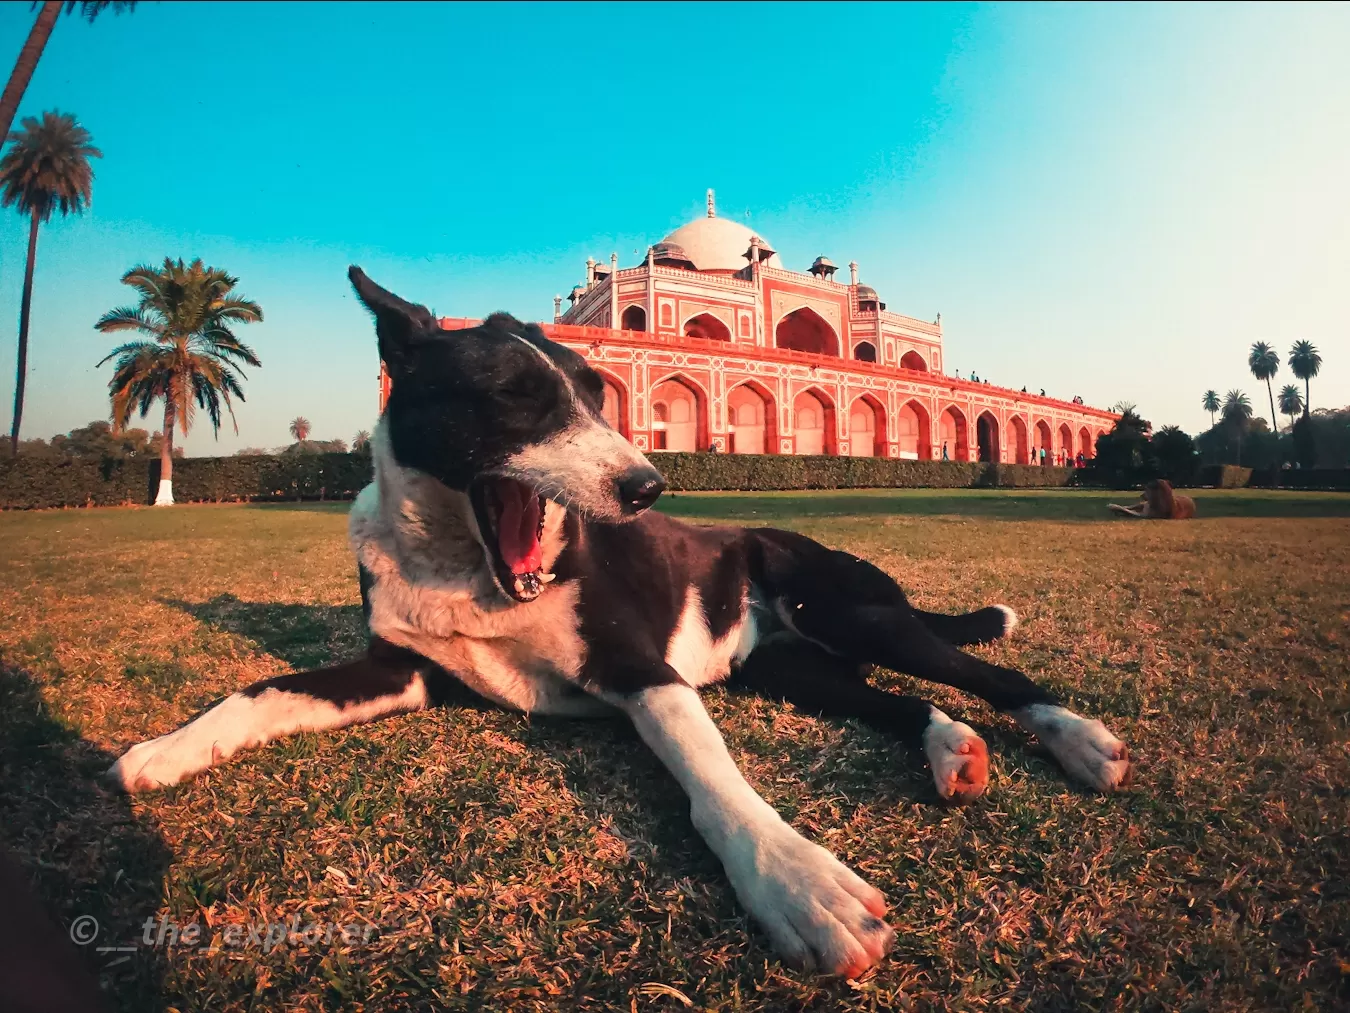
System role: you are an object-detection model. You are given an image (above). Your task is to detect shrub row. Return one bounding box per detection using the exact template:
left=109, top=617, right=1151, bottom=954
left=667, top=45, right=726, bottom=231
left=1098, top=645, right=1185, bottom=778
left=1248, top=468, right=1350, bottom=491
left=2, top=452, right=1085, bottom=509
left=0, top=453, right=373, bottom=509
left=1198, top=465, right=1253, bottom=489
left=651, top=454, right=1076, bottom=491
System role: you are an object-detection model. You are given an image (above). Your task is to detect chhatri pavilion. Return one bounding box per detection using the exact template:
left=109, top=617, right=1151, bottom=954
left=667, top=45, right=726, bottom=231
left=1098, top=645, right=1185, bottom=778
left=381, top=192, right=1116, bottom=463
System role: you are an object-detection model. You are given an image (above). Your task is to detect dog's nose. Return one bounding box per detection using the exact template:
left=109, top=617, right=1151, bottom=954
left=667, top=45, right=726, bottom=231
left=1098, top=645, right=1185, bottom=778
left=617, top=469, right=666, bottom=515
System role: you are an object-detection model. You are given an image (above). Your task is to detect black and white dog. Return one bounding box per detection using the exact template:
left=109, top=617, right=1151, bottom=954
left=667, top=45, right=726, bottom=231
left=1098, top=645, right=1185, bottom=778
left=108, top=268, right=1132, bottom=977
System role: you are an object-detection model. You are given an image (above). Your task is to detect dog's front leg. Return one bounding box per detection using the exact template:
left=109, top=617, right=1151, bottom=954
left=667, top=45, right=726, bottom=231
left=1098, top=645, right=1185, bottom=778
left=619, top=681, right=894, bottom=976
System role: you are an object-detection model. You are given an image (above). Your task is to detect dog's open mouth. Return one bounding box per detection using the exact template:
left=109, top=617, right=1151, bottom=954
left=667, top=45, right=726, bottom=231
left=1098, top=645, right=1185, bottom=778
left=470, top=477, right=555, bottom=602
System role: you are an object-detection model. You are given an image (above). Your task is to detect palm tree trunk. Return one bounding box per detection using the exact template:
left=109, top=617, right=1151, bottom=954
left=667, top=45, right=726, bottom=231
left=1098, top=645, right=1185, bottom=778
left=1265, top=379, right=1277, bottom=435
left=1304, top=378, right=1310, bottom=417
left=0, top=1, right=63, bottom=145
left=9, top=212, right=40, bottom=456
left=155, top=399, right=175, bottom=505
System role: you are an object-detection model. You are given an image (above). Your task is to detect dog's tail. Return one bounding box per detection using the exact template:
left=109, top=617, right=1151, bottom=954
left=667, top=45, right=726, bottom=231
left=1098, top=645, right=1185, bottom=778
left=915, top=604, right=1018, bottom=646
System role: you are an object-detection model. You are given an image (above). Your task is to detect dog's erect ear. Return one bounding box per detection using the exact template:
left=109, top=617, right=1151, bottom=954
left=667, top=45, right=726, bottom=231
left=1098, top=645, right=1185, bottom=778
left=348, top=266, right=438, bottom=372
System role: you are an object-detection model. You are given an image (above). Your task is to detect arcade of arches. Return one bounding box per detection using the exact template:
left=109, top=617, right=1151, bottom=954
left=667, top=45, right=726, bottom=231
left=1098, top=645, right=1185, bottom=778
left=596, top=376, right=1101, bottom=460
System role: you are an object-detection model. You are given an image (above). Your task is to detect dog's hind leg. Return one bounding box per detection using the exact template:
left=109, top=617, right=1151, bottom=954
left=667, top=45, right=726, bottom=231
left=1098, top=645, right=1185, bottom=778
left=750, top=532, right=1131, bottom=792
left=733, top=636, right=989, bottom=804
left=106, top=638, right=446, bottom=792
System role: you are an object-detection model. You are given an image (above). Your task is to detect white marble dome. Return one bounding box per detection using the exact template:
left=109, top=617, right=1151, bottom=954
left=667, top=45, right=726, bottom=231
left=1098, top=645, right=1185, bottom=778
left=659, top=215, right=781, bottom=273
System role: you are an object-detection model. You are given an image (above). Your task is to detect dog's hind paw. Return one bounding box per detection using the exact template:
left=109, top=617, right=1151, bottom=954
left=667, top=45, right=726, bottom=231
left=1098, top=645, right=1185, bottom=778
left=1013, top=704, right=1133, bottom=792
left=923, top=714, right=989, bottom=805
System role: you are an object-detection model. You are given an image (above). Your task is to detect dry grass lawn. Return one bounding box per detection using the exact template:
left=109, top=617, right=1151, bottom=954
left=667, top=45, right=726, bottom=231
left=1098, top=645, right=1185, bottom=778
left=1, top=488, right=1347, bottom=1012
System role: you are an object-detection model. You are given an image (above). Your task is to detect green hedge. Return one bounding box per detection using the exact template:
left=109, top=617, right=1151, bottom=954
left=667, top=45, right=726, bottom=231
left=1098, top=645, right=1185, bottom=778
left=651, top=454, right=1076, bottom=491
left=1248, top=468, right=1350, bottom=491
left=159, top=454, right=373, bottom=503
left=0, top=457, right=152, bottom=508
left=1198, top=465, right=1253, bottom=489
left=0, top=453, right=372, bottom=509
left=1, top=452, right=1088, bottom=510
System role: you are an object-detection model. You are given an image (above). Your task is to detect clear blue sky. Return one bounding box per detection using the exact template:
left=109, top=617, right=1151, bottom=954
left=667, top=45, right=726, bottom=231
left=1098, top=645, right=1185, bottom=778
left=0, top=1, right=1345, bottom=454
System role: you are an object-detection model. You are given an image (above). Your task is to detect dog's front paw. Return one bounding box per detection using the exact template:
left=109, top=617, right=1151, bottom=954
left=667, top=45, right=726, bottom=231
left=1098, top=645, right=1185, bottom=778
left=924, top=717, right=988, bottom=804
left=722, top=820, right=894, bottom=976
left=106, top=730, right=216, bottom=793
left=1016, top=704, right=1132, bottom=792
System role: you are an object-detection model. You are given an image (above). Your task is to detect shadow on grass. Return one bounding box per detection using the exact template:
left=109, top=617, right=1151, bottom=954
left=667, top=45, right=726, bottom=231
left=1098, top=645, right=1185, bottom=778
left=164, top=594, right=366, bottom=672
left=657, top=489, right=1350, bottom=523
left=0, top=658, right=173, bottom=1013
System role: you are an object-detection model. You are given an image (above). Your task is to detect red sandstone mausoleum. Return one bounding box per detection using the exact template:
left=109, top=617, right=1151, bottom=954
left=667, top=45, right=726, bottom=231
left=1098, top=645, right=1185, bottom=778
left=379, top=192, right=1116, bottom=464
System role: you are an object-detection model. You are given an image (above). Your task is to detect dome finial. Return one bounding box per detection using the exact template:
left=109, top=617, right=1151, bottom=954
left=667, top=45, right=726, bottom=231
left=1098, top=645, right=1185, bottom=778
left=706, top=188, right=715, bottom=218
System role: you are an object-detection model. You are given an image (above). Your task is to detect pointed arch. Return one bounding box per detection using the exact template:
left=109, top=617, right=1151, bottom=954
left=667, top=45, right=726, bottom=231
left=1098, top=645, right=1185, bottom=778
left=682, top=312, right=731, bottom=342
left=1034, top=420, right=1053, bottom=464
left=792, top=387, right=837, bottom=455
left=1078, top=426, right=1092, bottom=461
left=847, top=393, right=887, bottom=457
left=649, top=372, right=708, bottom=452
left=593, top=368, right=629, bottom=439
left=620, top=304, right=646, bottom=332
left=896, top=399, right=932, bottom=460
left=1058, top=423, right=1074, bottom=465
left=853, top=341, right=877, bottom=363
left=1008, top=414, right=1029, bottom=464
left=976, top=410, right=1001, bottom=463
left=775, top=306, right=839, bottom=357
left=939, top=404, right=969, bottom=461
left=726, top=379, right=778, bottom=455
left=900, top=350, right=928, bottom=372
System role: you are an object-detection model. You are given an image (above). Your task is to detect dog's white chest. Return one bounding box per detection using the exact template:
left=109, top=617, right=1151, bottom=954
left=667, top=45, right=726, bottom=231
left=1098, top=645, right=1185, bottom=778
left=665, top=587, right=756, bottom=688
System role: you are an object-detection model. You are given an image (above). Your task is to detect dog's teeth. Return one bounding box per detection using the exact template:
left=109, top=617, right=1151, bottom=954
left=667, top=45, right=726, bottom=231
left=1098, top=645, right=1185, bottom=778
left=539, top=572, right=556, bottom=583
left=513, top=578, right=525, bottom=594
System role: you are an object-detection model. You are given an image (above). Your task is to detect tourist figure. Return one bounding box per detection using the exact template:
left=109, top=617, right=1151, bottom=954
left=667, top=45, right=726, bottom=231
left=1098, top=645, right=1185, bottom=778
left=942, top=441, right=949, bottom=461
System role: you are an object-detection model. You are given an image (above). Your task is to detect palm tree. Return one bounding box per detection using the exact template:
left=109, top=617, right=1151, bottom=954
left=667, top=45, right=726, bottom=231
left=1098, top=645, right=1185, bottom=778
left=1, top=111, right=100, bottom=454
left=1248, top=342, right=1280, bottom=435
left=290, top=417, right=311, bottom=443
left=0, top=3, right=137, bottom=145
left=95, top=258, right=263, bottom=504
left=1201, top=390, right=1220, bottom=428
left=352, top=429, right=371, bottom=451
left=1288, top=341, right=1321, bottom=416
left=1278, top=384, right=1303, bottom=430
left=1221, top=389, right=1253, bottom=465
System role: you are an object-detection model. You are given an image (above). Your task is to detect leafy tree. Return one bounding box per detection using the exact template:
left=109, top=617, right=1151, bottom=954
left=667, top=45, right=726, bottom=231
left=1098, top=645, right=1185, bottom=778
left=1, top=110, right=100, bottom=454
left=1089, top=406, right=1152, bottom=487
left=95, top=258, right=263, bottom=504
left=1148, top=425, right=1197, bottom=485
left=1201, top=389, right=1220, bottom=428
left=1221, top=390, right=1253, bottom=465
left=352, top=429, right=371, bottom=452
left=1288, top=341, right=1321, bottom=415
left=1278, top=384, right=1303, bottom=430
left=289, top=417, right=311, bottom=442
left=233, top=446, right=269, bottom=457
left=0, top=2, right=137, bottom=147
left=1248, top=342, right=1280, bottom=435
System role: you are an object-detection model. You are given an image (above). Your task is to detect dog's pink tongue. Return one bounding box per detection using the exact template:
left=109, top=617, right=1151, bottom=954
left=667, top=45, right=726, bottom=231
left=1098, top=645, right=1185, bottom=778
left=497, top=482, right=543, bottom=575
